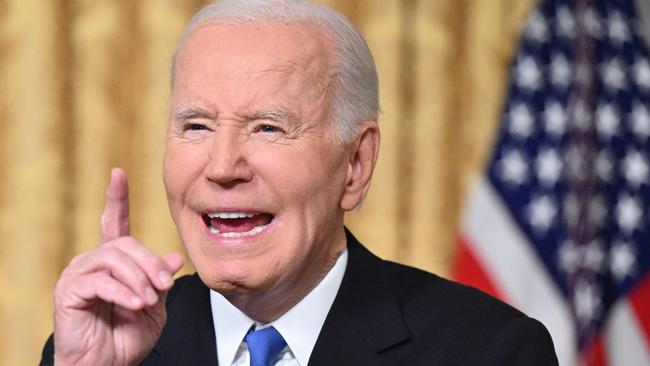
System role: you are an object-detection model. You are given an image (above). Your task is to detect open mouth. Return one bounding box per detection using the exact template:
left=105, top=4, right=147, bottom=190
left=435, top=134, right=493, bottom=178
left=202, top=212, right=274, bottom=238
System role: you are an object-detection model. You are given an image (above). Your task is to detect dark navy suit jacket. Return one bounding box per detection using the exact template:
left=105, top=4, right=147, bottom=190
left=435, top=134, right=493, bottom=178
left=41, top=230, right=558, bottom=365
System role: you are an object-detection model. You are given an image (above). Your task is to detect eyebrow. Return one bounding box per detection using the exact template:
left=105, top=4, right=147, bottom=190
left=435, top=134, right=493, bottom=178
left=173, top=106, right=301, bottom=125
left=250, top=109, right=300, bottom=124
left=174, top=107, right=215, bottom=122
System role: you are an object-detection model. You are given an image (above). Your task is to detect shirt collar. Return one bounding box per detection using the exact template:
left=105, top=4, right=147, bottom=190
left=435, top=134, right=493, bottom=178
left=210, top=248, right=348, bottom=366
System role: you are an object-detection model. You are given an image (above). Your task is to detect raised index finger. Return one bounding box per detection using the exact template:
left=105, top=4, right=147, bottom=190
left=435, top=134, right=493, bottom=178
left=100, top=167, right=130, bottom=243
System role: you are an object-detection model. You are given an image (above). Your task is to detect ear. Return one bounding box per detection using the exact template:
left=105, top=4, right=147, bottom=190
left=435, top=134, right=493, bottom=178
left=340, top=121, right=380, bottom=211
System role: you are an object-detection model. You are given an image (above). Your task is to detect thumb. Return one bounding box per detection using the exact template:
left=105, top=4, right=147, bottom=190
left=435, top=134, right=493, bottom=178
left=157, top=253, right=185, bottom=303
left=162, top=253, right=185, bottom=275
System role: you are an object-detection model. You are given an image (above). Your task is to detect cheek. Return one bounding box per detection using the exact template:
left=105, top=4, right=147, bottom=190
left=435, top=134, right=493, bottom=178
left=258, top=156, right=319, bottom=202
left=163, top=145, right=206, bottom=201
left=263, top=149, right=347, bottom=210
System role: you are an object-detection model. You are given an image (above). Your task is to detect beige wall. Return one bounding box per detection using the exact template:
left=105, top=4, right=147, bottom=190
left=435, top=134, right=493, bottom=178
left=0, top=1, right=533, bottom=364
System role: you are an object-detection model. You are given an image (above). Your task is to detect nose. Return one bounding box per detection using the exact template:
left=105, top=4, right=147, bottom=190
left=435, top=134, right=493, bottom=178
left=204, top=126, right=254, bottom=185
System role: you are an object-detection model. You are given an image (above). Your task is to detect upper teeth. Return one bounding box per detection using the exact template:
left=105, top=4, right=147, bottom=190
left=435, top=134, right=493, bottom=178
left=207, top=212, right=257, bottom=219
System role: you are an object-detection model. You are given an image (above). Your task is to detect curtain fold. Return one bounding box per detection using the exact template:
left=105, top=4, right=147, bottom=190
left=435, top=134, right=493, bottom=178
left=0, top=0, right=533, bottom=364
left=0, top=1, right=68, bottom=365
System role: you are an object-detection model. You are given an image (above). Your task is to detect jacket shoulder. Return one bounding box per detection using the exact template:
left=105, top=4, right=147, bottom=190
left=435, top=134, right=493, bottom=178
left=380, top=260, right=557, bottom=365
left=384, top=259, right=524, bottom=321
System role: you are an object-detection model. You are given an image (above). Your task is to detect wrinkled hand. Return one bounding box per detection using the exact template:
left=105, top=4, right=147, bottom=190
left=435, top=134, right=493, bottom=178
left=53, top=168, right=184, bottom=366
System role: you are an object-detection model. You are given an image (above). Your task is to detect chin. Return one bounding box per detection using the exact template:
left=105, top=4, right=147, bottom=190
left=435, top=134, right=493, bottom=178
left=189, top=245, right=277, bottom=292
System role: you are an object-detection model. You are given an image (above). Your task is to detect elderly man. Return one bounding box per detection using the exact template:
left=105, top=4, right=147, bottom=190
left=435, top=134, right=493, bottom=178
left=41, top=0, right=557, bottom=365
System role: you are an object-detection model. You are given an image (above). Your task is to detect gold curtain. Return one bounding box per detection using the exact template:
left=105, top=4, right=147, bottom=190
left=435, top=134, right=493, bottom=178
left=0, top=0, right=534, bottom=364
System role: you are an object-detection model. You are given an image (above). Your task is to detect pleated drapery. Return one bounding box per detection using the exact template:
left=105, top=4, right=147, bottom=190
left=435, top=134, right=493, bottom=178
left=0, top=1, right=533, bottom=364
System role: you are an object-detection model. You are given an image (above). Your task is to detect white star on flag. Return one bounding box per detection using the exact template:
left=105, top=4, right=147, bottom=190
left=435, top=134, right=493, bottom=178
left=551, top=53, right=572, bottom=90
left=526, top=9, right=549, bottom=43
left=630, top=101, right=650, bottom=139
left=607, top=11, right=631, bottom=44
left=515, top=56, right=542, bottom=91
left=633, top=57, right=650, bottom=90
left=601, top=57, right=627, bottom=92
left=596, top=149, right=614, bottom=182
left=584, top=6, right=603, bottom=39
left=574, top=279, right=601, bottom=325
left=509, top=103, right=535, bottom=138
left=589, top=195, right=607, bottom=228
left=616, top=194, right=642, bottom=233
left=527, top=195, right=557, bottom=233
left=559, top=240, right=580, bottom=274
left=544, top=100, right=568, bottom=137
left=566, top=145, right=588, bottom=181
left=556, top=5, right=576, bottom=39
left=572, top=98, right=592, bottom=131
left=610, top=241, right=636, bottom=283
left=596, top=103, right=620, bottom=140
left=536, top=148, right=564, bottom=186
left=585, top=240, right=606, bottom=273
left=622, top=149, right=649, bottom=188
left=498, top=149, right=529, bottom=186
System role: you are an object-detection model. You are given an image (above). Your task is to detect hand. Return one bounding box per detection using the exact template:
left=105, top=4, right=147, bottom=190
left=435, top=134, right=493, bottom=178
left=53, top=168, right=184, bottom=366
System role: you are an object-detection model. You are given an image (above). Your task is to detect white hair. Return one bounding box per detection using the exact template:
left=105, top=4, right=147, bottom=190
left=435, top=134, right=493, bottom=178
left=171, top=0, right=379, bottom=144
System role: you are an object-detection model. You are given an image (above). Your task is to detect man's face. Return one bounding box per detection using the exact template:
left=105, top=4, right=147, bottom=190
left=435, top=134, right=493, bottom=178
left=164, top=22, right=352, bottom=300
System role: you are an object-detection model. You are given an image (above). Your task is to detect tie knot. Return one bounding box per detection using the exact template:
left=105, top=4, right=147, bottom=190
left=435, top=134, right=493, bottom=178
left=244, top=326, right=287, bottom=366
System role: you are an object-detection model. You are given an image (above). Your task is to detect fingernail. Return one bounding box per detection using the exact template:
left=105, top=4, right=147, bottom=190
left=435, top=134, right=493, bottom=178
left=159, top=271, right=172, bottom=287
left=131, top=296, right=143, bottom=307
left=145, top=286, right=158, bottom=304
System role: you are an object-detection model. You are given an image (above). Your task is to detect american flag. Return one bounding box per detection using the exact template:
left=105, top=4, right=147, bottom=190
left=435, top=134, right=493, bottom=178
left=454, top=0, right=650, bottom=365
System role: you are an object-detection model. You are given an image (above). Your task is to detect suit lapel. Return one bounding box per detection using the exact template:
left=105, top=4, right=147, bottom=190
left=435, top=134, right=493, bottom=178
left=142, top=274, right=218, bottom=366
left=308, top=230, right=411, bottom=365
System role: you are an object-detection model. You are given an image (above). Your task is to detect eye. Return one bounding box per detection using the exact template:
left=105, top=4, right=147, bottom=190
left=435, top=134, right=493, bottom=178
left=184, top=123, right=209, bottom=131
left=255, top=124, right=284, bottom=133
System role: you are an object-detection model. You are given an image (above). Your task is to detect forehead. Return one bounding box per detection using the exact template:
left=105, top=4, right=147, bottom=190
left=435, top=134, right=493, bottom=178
left=174, top=21, right=333, bottom=89
left=172, top=22, right=336, bottom=121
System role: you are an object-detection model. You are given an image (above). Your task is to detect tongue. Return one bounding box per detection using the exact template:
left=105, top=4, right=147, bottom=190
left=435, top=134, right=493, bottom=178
left=210, top=214, right=272, bottom=233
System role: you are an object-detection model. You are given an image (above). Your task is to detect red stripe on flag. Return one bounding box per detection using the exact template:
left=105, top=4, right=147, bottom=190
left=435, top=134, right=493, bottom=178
left=628, top=272, right=650, bottom=346
left=582, top=335, right=607, bottom=366
left=453, top=236, right=504, bottom=301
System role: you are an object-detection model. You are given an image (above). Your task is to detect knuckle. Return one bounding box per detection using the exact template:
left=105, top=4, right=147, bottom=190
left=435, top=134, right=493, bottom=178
left=99, top=246, right=124, bottom=265
left=54, top=273, right=88, bottom=306
left=99, top=237, right=163, bottom=282
left=143, top=255, right=166, bottom=275
left=53, top=278, right=68, bottom=299
left=121, top=236, right=138, bottom=246
left=131, top=267, right=150, bottom=287
left=102, top=236, right=133, bottom=250
left=67, top=252, right=88, bottom=267
left=95, top=276, right=115, bottom=293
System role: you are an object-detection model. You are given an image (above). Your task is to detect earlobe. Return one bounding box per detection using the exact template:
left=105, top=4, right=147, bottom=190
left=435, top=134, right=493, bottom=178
left=340, top=121, right=380, bottom=211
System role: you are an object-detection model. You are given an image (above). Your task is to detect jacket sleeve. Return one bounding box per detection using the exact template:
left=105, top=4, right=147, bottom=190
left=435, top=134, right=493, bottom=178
left=478, top=316, right=559, bottom=366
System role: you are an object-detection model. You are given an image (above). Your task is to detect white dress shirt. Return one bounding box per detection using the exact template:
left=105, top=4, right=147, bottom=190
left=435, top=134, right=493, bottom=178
left=210, top=249, right=348, bottom=366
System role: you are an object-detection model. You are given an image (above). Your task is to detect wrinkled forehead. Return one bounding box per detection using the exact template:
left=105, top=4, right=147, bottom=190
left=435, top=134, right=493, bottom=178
left=173, top=21, right=335, bottom=89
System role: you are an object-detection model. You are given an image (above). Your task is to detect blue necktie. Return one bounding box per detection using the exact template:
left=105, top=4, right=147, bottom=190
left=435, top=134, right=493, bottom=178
left=244, top=326, right=287, bottom=366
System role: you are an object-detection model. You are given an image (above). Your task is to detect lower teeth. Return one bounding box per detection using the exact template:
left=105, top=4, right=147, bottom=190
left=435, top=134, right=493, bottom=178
left=209, top=224, right=266, bottom=238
